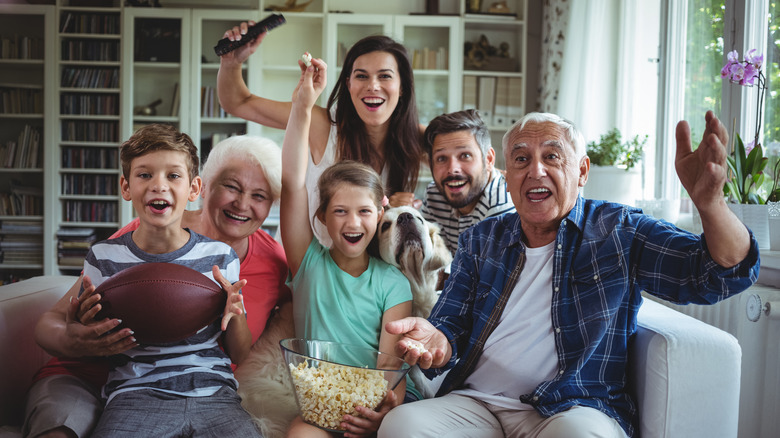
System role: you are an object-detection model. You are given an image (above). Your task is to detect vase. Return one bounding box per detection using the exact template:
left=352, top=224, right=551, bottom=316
left=729, top=203, right=769, bottom=249
left=584, top=165, right=642, bottom=207
left=767, top=201, right=780, bottom=251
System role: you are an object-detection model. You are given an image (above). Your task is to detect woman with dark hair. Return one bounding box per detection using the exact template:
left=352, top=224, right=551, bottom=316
left=218, top=27, right=426, bottom=247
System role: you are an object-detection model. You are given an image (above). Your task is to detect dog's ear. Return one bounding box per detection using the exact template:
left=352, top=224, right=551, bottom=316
left=425, top=222, right=453, bottom=272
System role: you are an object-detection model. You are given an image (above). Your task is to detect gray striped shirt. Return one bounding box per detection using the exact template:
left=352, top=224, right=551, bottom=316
left=82, top=230, right=240, bottom=404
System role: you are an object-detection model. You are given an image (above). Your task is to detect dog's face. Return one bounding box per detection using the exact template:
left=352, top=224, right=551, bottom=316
left=377, top=206, right=451, bottom=316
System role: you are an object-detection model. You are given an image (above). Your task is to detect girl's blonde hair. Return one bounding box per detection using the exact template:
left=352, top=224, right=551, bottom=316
left=316, top=161, right=384, bottom=217
left=201, top=135, right=282, bottom=203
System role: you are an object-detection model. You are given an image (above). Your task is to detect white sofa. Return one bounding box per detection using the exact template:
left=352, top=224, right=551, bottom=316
left=0, top=276, right=741, bottom=437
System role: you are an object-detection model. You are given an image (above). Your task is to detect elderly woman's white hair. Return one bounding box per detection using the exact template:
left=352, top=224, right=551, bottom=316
left=200, top=135, right=282, bottom=203
left=502, top=112, right=587, bottom=160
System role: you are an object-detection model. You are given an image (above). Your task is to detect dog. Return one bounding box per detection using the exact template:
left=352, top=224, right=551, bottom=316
left=236, top=206, right=451, bottom=437
left=376, top=206, right=452, bottom=318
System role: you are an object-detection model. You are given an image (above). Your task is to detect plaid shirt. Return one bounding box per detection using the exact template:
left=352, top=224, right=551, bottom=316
left=426, top=196, right=759, bottom=437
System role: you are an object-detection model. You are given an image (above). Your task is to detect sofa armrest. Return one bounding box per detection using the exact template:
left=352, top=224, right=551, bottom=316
left=630, top=298, right=741, bottom=438
left=0, top=275, right=78, bottom=427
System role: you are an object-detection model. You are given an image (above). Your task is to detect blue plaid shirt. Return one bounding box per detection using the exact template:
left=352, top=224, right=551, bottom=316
left=426, top=196, right=759, bottom=437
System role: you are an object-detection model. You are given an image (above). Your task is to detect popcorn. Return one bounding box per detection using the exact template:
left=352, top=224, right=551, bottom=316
left=301, top=52, right=312, bottom=67
left=404, top=340, right=428, bottom=354
left=288, top=361, right=387, bottom=431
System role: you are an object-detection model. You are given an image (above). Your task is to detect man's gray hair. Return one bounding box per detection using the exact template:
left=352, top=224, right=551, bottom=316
left=201, top=135, right=282, bottom=203
left=502, top=112, right=586, bottom=159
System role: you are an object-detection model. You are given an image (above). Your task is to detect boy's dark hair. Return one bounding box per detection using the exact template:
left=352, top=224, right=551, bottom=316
left=120, top=124, right=199, bottom=181
left=326, top=35, right=423, bottom=195
left=316, top=160, right=384, bottom=217
left=423, top=109, right=491, bottom=167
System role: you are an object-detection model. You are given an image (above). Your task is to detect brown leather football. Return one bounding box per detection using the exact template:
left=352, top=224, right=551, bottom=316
left=93, top=262, right=226, bottom=344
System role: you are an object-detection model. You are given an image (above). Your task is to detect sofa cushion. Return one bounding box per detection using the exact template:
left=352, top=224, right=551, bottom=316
left=0, top=276, right=78, bottom=427
left=631, top=298, right=741, bottom=438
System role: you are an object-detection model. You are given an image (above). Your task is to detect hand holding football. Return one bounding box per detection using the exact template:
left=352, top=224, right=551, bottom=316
left=93, top=262, right=227, bottom=344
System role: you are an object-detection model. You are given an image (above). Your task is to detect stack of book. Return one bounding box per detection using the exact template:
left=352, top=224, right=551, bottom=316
left=0, top=179, right=43, bottom=216
left=0, top=125, right=42, bottom=169
left=57, top=227, right=97, bottom=267
left=200, top=85, right=226, bottom=118
left=462, top=75, right=523, bottom=128
left=410, top=46, right=449, bottom=70
left=0, top=220, right=43, bottom=265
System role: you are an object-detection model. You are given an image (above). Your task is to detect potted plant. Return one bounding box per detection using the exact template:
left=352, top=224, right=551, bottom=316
left=586, top=128, right=647, bottom=171
left=722, top=49, right=771, bottom=249
left=584, top=128, right=647, bottom=206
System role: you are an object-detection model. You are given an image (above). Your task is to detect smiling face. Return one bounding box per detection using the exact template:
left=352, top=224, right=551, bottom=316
left=120, top=150, right=201, bottom=231
left=430, top=130, right=495, bottom=214
left=347, top=51, right=402, bottom=128
left=203, top=157, right=273, bottom=244
left=504, top=121, right=589, bottom=246
left=317, top=182, right=383, bottom=269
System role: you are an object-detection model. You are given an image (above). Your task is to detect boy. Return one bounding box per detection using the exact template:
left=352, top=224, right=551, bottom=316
left=79, top=124, right=261, bottom=437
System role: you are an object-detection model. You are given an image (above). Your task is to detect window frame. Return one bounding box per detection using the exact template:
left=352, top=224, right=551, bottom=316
left=657, top=0, right=770, bottom=200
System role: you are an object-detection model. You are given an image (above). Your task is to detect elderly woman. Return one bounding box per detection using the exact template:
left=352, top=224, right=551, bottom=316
left=23, top=135, right=289, bottom=438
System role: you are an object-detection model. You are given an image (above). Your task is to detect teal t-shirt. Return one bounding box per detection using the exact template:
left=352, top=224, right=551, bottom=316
left=289, top=239, right=419, bottom=397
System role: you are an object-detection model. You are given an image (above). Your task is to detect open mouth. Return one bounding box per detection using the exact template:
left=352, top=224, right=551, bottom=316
left=223, top=210, right=249, bottom=222
left=527, top=187, right=552, bottom=202
left=362, top=97, right=385, bottom=108
left=343, top=232, right=364, bottom=244
left=148, top=200, right=170, bottom=213
left=444, top=178, right=468, bottom=191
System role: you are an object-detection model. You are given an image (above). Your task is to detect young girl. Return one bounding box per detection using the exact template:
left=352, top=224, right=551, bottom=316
left=281, top=57, right=417, bottom=438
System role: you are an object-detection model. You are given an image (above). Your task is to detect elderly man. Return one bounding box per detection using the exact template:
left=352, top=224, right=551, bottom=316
left=421, top=109, right=515, bottom=254
left=378, top=111, right=759, bottom=438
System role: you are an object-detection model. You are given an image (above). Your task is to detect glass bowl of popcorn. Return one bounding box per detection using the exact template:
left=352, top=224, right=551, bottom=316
left=280, top=338, right=411, bottom=432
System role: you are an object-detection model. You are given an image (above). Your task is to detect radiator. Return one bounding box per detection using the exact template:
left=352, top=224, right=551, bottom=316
left=648, top=286, right=780, bottom=438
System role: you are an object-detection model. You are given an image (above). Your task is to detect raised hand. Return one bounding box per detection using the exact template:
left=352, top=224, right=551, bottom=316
left=219, top=21, right=266, bottom=65
left=292, top=56, right=327, bottom=108
left=675, top=110, right=730, bottom=214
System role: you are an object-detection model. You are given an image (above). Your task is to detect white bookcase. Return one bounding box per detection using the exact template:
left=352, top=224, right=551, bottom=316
left=0, top=4, right=56, bottom=282
left=0, top=0, right=527, bottom=278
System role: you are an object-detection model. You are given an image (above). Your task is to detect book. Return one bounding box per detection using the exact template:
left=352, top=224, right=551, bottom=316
left=507, top=77, right=524, bottom=125
left=477, top=76, right=497, bottom=123
left=170, top=82, right=180, bottom=117
left=462, top=75, right=478, bottom=110
left=493, top=77, right=510, bottom=128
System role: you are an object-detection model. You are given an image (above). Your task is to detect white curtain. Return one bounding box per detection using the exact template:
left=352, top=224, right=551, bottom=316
left=555, top=0, right=622, bottom=142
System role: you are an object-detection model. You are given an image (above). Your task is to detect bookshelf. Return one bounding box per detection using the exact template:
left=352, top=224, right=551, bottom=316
left=190, top=9, right=263, bottom=164
left=56, top=0, right=124, bottom=274
left=0, top=4, right=55, bottom=282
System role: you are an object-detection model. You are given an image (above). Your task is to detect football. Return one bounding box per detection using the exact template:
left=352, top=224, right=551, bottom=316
left=93, top=262, right=226, bottom=344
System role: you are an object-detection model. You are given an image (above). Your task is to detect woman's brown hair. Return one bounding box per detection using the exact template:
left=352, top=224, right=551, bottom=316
left=326, top=35, right=423, bottom=195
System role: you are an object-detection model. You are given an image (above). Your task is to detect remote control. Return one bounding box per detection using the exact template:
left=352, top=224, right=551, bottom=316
left=214, top=14, right=286, bottom=56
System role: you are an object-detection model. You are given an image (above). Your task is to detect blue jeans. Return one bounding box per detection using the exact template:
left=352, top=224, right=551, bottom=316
left=91, top=386, right=262, bottom=438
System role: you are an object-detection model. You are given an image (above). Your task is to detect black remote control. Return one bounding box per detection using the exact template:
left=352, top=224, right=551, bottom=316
left=214, top=14, right=286, bottom=56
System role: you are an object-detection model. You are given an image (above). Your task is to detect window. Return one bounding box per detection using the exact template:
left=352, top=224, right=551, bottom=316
left=765, top=2, right=779, bottom=148
left=682, top=1, right=725, bottom=143
left=659, top=0, right=776, bottom=202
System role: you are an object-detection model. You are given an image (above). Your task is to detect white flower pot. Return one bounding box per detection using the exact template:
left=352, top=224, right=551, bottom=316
left=583, top=165, right=642, bottom=207
left=729, top=203, right=769, bottom=249
left=767, top=201, right=780, bottom=251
